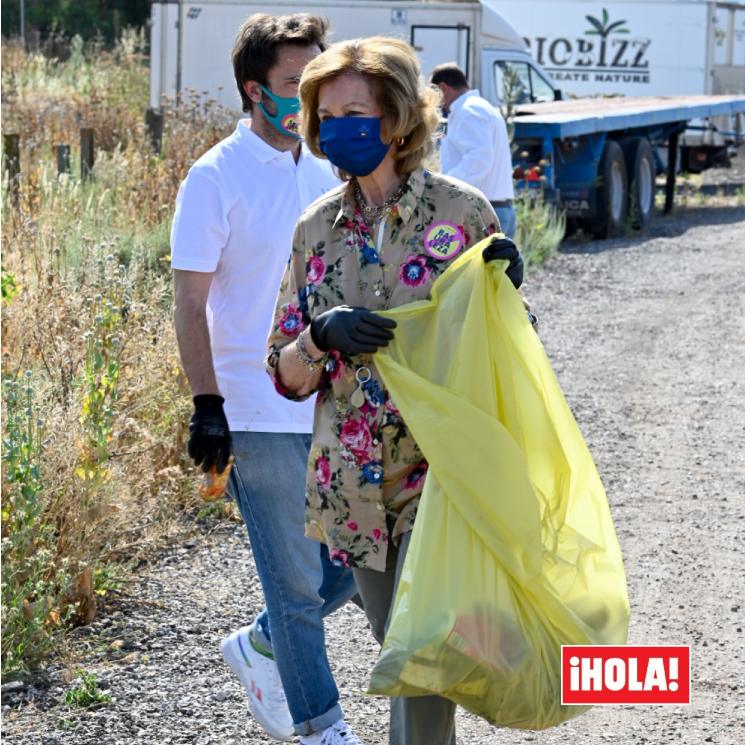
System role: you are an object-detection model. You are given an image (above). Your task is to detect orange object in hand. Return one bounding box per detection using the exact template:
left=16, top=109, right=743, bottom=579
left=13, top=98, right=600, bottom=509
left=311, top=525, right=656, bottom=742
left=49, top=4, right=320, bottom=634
left=199, top=459, right=233, bottom=501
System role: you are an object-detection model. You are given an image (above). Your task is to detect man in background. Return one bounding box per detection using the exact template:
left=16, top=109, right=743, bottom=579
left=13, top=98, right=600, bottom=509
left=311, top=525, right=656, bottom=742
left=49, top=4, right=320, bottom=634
left=431, top=63, right=517, bottom=239
left=171, top=13, right=362, bottom=745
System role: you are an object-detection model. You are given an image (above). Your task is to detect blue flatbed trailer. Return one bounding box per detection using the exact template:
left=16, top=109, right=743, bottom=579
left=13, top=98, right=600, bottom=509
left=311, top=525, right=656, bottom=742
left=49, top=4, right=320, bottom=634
left=511, top=95, right=745, bottom=236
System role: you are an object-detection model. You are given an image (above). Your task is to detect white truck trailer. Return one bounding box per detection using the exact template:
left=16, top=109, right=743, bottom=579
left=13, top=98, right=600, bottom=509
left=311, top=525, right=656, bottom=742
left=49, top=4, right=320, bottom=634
left=493, top=0, right=745, bottom=172
left=495, top=0, right=745, bottom=99
left=148, top=0, right=559, bottom=111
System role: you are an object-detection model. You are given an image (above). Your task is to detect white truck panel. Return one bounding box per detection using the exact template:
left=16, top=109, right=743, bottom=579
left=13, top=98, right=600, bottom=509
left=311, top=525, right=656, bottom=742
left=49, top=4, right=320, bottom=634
left=712, top=5, right=745, bottom=92
left=153, top=0, right=492, bottom=110
left=149, top=2, right=180, bottom=109
left=496, top=0, right=715, bottom=97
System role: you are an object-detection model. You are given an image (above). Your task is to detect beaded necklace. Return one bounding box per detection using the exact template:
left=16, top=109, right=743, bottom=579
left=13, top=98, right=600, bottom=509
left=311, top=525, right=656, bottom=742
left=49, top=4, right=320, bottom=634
left=353, top=177, right=407, bottom=224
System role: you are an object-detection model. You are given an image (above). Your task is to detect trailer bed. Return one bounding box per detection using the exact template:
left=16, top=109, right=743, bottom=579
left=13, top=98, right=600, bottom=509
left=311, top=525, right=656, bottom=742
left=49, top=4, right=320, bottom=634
left=513, top=95, right=745, bottom=138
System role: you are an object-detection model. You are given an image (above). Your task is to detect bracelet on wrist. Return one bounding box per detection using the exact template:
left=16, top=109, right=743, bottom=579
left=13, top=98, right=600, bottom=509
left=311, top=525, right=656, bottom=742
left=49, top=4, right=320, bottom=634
left=295, top=328, right=328, bottom=374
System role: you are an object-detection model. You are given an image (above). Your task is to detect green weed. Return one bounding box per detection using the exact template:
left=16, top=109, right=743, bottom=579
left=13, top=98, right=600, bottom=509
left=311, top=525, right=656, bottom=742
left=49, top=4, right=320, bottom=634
left=1, top=267, right=20, bottom=303
left=196, top=500, right=238, bottom=522
left=64, top=670, right=112, bottom=708
left=515, top=190, right=566, bottom=267
left=1, top=373, right=73, bottom=673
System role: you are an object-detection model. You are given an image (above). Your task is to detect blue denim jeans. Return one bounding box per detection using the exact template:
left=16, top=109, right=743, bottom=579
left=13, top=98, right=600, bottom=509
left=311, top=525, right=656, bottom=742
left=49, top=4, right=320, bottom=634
left=492, top=202, right=517, bottom=240
left=227, top=431, right=358, bottom=736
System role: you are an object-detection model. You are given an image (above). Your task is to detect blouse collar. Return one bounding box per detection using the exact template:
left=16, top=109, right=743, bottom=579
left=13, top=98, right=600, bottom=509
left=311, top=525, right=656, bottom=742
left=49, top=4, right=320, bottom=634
left=332, top=167, right=427, bottom=229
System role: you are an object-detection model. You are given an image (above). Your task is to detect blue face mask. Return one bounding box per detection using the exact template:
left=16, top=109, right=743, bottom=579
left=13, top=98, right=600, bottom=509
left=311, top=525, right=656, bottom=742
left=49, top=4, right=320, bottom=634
left=319, top=117, right=390, bottom=176
left=258, top=84, right=301, bottom=139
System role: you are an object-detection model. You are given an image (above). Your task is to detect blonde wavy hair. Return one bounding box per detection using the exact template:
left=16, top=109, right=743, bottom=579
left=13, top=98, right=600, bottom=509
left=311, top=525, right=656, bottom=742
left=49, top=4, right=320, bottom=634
left=299, top=36, right=441, bottom=176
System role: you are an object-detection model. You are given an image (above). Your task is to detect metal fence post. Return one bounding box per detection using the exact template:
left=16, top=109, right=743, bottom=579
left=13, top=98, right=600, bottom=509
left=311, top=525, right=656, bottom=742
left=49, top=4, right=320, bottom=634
left=80, top=128, right=95, bottom=180
left=145, top=108, right=164, bottom=154
left=3, top=133, right=20, bottom=203
left=56, top=144, right=71, bottom=175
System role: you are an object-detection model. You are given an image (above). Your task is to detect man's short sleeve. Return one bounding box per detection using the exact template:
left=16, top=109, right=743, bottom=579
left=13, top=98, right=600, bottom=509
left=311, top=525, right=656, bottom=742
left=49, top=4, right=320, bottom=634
left=170, top=169, right=229, bottom=273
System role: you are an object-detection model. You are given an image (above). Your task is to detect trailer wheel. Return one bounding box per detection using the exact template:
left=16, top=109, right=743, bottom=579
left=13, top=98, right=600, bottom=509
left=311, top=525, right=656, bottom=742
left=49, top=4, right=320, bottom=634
left=592, top=139, right=628, bottom=238
left=621, top=136, right=655, bottom=228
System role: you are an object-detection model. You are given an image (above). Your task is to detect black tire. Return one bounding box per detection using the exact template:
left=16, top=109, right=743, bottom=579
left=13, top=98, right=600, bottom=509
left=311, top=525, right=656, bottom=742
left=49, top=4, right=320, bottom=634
left=591, top=139, right=628, bottom=238
left=564, top=217, right=582, bottom=238
left=620, top=136, right=655, bottom=228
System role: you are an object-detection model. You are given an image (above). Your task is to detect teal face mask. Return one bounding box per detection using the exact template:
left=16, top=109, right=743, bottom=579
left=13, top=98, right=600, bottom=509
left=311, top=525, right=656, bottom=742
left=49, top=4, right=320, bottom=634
left=258, top=84, right=301, bottom=139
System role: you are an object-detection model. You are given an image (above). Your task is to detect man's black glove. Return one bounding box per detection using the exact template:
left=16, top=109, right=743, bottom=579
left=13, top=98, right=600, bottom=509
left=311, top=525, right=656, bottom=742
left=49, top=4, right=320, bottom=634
left=482, top=234, right=524, bottom=290
left=310, top=306, right=397, bottom=355
left=188, top=394, right=232, bottom=473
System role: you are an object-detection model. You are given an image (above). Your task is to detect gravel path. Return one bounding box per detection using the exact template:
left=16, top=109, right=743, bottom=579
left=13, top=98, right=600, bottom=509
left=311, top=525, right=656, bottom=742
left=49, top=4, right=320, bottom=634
left=3, top=205, right=745, bottom=745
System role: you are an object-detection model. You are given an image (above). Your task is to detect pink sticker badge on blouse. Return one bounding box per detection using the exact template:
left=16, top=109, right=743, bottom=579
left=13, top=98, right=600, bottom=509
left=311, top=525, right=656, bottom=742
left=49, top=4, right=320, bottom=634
left=424, top=221, right=465, bottom=261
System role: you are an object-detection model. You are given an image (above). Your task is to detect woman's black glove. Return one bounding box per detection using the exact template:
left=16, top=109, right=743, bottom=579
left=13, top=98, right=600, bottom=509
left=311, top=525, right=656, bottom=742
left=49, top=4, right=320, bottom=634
left=482, top=234, right=524, bottom=290
left=188, top=394, right=232, bottom=474
left=310, top=306, right=397, bottom=355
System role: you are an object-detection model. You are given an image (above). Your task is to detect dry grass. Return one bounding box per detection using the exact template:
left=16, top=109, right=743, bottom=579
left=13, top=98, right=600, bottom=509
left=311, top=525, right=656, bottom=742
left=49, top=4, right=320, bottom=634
left=1, top=32, right=236, bottom=674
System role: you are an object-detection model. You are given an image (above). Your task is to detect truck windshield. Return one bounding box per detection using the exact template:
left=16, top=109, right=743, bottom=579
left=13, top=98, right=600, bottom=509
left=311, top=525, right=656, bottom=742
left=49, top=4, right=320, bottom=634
left=494, top=61, right=554, bottom=104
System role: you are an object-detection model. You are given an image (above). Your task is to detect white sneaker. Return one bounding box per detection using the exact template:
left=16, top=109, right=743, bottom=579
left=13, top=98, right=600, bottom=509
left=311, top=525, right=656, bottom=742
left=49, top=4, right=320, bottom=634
left=300, top=719, right=365, bottom=745
left=220, top=625, right=294, bottom=741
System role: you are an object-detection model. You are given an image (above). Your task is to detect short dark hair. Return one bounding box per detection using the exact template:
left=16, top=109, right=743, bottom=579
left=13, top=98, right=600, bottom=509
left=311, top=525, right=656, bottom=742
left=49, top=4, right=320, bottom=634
left=231, top=13, right=328, bottom=113
left=430, top=63, right=469, bottom=90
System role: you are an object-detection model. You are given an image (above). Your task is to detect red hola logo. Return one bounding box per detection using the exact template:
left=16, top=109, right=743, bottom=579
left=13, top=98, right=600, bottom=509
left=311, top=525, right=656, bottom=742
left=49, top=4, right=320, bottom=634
left=561, top=646, right=691, bottom=705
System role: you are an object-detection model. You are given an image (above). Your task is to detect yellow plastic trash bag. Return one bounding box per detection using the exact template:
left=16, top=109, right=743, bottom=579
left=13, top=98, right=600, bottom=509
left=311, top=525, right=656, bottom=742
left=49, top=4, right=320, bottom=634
left=370, top=239, right=629, bottom=730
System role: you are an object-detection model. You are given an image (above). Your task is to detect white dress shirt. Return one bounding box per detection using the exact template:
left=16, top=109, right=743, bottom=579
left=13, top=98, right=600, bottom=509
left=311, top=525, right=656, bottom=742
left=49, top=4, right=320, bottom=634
left=439, top=89, right=514, bottom=202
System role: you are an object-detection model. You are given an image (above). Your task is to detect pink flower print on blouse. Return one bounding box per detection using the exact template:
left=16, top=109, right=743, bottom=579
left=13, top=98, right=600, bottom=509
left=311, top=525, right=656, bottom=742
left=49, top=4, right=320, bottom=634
left=339, top=416, right=373, bottom=463
left=307, top=256, right=326, bottom=285
left=399, top=254, right=431, bottom=288
left=456, top=224, right=471, bottom=246
left=315, top=456, right=331, bottom=489
left=358, top=400, right=376, bottom=417
left=330, top=548, right=351, bottom=567
left=278, top=304, right=305, bottom=337
left=347, top=520, right=358, bottom=531
left=384, top=398, right=401, bottom=417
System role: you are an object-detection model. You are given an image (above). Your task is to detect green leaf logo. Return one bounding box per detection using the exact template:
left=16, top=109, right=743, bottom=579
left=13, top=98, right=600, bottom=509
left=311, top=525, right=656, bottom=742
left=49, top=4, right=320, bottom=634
left=586, top=8, right=630, bottom=37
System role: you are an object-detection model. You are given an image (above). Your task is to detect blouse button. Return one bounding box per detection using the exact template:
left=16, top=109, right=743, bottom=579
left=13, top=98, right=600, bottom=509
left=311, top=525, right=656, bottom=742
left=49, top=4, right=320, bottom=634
left=374, top=290, right=382, bottom=297
left=373, top=438, right=379, bottom=446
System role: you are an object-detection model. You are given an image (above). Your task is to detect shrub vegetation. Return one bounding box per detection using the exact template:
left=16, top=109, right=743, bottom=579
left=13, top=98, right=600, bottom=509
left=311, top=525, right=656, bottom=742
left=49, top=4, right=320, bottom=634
left=1, top=31, right=234, bottom=674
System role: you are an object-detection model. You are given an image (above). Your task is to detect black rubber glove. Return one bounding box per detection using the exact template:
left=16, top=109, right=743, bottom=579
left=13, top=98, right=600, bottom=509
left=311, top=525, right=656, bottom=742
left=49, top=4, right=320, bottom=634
left=310, top=306, right=397, bottom=355
left=188, top=394, right=232, bottom=474
left=482, top=234, right=524, bottom=290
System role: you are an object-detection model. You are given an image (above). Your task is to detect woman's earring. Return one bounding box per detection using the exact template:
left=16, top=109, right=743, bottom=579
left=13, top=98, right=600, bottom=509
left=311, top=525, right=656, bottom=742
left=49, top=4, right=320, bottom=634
left=396, top=137, right=405, bottom=146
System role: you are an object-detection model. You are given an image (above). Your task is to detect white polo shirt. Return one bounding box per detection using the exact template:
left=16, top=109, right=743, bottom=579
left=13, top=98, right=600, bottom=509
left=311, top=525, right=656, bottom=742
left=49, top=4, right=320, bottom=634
left=440, top=89, right=514, bottom=202
left=171, top=120, right=340, bottom=433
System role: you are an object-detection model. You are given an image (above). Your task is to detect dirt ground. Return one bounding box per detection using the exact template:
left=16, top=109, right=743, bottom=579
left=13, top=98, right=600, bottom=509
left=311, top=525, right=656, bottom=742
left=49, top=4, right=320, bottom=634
left=2, top=202, right=745, bottom=745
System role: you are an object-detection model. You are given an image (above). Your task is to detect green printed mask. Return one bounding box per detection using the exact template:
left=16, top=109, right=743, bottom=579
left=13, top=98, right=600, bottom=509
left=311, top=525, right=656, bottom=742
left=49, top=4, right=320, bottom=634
left=258, top=84, right=301, bottom=140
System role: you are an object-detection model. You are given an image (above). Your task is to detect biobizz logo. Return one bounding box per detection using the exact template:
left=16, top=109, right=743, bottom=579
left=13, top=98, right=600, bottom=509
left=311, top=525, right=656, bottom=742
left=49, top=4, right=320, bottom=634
left=524, top=7, right=652, bottom=85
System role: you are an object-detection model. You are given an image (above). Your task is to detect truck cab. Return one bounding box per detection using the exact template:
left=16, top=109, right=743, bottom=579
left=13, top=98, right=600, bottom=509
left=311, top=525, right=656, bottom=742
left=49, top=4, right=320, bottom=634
left=481, top=49, right=559, bottom=105
left=472, top=0, right=560, bottom=105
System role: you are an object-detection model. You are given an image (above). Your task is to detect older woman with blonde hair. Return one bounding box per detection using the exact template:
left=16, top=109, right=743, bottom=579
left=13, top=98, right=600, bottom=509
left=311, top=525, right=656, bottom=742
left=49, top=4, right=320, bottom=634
left=266, top=36, right=524, bottom=744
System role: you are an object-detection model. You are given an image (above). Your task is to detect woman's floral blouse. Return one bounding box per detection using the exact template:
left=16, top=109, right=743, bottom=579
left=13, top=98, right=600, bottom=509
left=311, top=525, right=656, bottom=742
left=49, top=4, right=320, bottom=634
left=266, top=167, right=498, bottom=572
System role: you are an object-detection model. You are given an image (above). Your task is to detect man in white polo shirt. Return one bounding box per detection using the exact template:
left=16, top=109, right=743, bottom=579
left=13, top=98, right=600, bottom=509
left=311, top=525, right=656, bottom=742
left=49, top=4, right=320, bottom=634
left=171, top=13, right=363, bottom=745
left=431, top=63, right=517, bottom=238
